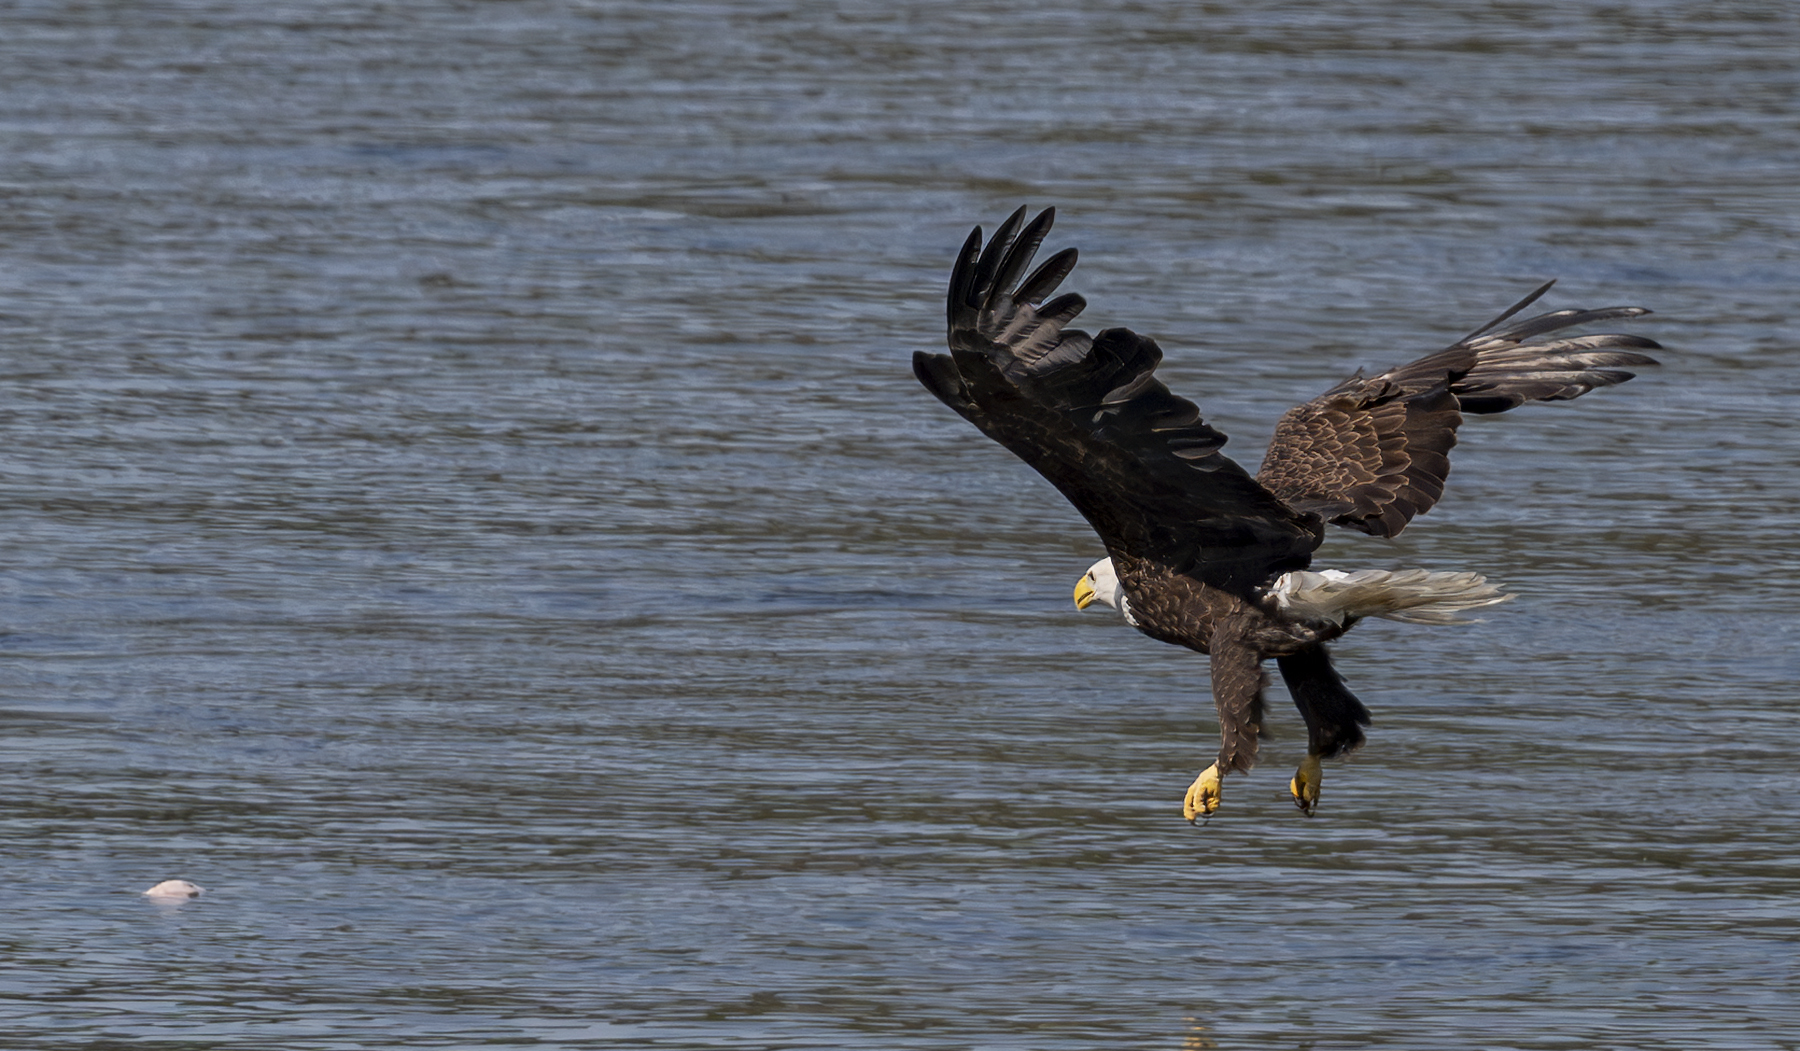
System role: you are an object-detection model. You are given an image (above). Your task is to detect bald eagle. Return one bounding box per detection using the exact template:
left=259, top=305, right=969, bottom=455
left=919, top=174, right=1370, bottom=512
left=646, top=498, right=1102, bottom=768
left=913, top=207, right=1659, bottom=820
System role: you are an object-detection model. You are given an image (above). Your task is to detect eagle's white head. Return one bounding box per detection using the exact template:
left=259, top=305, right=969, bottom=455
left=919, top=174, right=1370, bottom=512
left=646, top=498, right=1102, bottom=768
left=1073, top=557, right=1135, bottom=625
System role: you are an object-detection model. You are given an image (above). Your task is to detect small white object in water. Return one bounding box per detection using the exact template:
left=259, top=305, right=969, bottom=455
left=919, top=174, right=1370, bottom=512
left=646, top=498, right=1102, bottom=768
left=143, top=880, right=205, bottom=900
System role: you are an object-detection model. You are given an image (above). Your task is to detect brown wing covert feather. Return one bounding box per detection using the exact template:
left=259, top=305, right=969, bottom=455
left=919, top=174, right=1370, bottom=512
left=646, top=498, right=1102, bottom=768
left=1258, top=378, right=1462, bottom=537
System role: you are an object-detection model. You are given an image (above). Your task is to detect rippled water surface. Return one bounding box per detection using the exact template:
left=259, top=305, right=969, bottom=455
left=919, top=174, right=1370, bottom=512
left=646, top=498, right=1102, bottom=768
left=3, top=2, right=1797, bottom=1048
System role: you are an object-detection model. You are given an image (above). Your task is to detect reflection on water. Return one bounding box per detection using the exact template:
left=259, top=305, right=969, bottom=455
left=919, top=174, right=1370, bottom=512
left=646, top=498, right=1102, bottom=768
left=2, top=1, right=1798, bottom=1048
left=1181, top=1019, right=1219, bottom=1050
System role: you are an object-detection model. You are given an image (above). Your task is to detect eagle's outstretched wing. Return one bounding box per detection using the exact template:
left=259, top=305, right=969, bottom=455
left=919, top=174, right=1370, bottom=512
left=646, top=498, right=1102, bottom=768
left=1255, top=281, right=1662, bottom=537
left=913, top=207, right=1321, bottom=593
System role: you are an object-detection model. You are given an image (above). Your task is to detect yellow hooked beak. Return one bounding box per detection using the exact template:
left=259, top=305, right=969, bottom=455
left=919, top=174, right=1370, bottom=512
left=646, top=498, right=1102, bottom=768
left=1073, top=576, right=1097, bottom=610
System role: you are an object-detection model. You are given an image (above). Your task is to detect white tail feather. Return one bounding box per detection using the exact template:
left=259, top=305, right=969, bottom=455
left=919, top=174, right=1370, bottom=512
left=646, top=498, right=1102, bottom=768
left=1269, top=568, right=1513, bottom=626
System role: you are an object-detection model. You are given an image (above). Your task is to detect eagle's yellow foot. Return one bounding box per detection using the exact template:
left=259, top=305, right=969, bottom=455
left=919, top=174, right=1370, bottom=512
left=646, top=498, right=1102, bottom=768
left=1290, top=754, right=1322, bottom=817
left=1184, top=763, right=1223, bottom=823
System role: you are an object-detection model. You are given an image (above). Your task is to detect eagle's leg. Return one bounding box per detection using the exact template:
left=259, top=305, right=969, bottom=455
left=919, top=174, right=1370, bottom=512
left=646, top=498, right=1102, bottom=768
left=1188, top=623, right=1266, bottom=823
left=1184, top=764, right=1223, bottom=821
left=1276, top=645, right=1370, bottom=818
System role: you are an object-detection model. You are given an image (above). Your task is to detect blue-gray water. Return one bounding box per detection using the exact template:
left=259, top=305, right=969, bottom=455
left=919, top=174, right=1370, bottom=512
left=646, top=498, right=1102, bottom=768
left=2, top=2, right=1797, bottom=1048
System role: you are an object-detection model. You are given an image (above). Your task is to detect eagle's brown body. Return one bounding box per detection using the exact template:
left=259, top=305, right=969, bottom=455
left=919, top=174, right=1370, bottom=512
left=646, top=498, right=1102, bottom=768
left=1114, top=552, right=1354, bottom=780
left=913, top=207, right=1660, bottom=817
